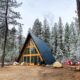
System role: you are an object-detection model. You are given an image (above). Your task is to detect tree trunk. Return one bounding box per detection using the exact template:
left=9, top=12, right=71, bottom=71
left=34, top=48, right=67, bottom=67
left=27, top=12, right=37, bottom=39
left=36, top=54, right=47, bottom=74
left=76, top=0, right=80, bottom=31
left=54, top=38, right=58, bottom=55
left=1, top=0, right=8, bottom=67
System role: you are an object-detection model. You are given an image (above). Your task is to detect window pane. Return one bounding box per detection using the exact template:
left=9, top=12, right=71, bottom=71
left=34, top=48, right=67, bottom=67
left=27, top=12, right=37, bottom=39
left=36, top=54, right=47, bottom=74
left=26, top=56, right=30, bottom=63
left=34, top=56, right=37, bottom=64
left=31, top=56, right=34, bottom=63
left=37, top=56, right=40, bottom=63
left=31, top=48, right=37, bottom=54
left=24, top=57, right=26, bottom=62
left=24, top=48, right=30, bottom=54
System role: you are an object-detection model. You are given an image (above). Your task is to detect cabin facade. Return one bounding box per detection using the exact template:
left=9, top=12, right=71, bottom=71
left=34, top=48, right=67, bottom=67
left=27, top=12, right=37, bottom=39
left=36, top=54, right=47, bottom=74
left=17, top=31, right=55, bottom=65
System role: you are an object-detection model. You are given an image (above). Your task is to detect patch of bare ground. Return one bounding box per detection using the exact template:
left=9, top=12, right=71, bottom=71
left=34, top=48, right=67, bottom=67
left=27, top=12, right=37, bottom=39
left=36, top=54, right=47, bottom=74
left=0, top=65, right=79, bottom=80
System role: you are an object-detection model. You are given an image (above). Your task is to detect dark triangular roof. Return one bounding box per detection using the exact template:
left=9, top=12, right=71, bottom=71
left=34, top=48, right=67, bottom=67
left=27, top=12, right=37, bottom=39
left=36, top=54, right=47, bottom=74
left=17, top=31, right=55, bottom=64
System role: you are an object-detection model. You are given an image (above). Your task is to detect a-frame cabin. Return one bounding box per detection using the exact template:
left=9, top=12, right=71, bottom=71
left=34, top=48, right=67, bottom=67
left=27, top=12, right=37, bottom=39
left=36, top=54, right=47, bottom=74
left=17, top=31, right=55, bottom=65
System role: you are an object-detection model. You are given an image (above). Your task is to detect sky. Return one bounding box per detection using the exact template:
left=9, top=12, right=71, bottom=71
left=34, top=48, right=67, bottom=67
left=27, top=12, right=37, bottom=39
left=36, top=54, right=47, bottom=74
left=17, top=0, right=76, bottom=37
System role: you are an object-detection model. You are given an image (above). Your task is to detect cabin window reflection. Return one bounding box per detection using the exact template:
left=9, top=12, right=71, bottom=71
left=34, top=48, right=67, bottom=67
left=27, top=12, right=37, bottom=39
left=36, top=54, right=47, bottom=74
left=37, top=56, right=40, bottom=62
left=31, top=48, right=37, bottom=54
left=24, top=57, right=26, bottom=62
left=24, top=48, right=30, bottom=54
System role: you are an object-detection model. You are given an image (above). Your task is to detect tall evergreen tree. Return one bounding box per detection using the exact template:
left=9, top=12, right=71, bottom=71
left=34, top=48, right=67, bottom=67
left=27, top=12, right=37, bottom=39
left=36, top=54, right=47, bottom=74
left=18, top=24, right=23, bottom=51
left=9, top=27, right=16, bottom=61
left=42, top=19, right=50, bottom=45
left=50, top=23, right=58, bottom=55
left=10, top=27, right=16, bottom=48
left=58, top=17, right=63, bottom=51
left=32, top=18, right=42, bottom=37
left=70, top=22, right=78, bottom=59
left=64, top=23, right=70, bottom=57
left=70, top=22, right=78, bottom=48
left=76, top=0, right=80, bottom=31
left=55, top=17, right=64, bottom=61
left=0, top=0, right=22, bottom=67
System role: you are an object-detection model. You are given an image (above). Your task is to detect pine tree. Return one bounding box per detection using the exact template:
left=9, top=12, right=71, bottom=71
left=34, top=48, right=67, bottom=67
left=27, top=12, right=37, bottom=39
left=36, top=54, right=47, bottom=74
left=0, top=22, right=5, bottom=60
left=32, top=18, right=42, bottom=37
left=70, top=22, right=78, bottom=48
left=55, top=17, right=64, bottom=61
left=70, top=22, right=78, bottom=59
left=0, top=22, right=5, bottom=47
left=76, top=0, right=80, bottom=31
left=50, top=23, right=58, bottom=55
left=64, top=23, right=70, bottom=57
left=0, top=0, right=22, bottom=67
left=76, top=0, right=80, bottom=60
left=10, top=27, right=16, bottom=48
left=9, top=27, right=17, bottom=61
left=18, top=24, right=23, bottom=51
left=42, top=19, right=50, bottom=45
left=58, top=17, right=63, bottom=51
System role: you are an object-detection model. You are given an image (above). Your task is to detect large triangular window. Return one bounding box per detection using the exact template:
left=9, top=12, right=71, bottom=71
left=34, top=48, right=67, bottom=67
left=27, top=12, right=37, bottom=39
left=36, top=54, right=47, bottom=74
left=21, top=38, right=43, bottom=65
